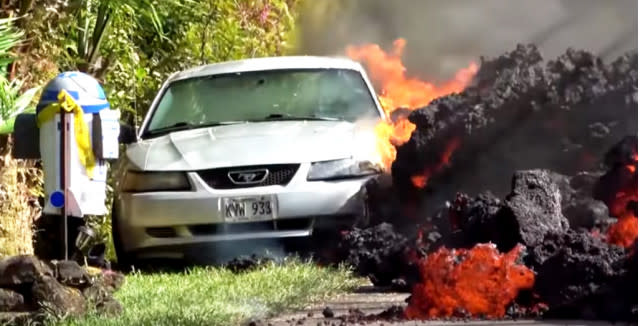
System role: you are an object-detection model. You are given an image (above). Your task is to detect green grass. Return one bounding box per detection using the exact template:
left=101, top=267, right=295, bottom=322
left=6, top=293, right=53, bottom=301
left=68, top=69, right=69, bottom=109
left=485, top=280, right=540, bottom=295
left=52, top=259, right=361, bottom=326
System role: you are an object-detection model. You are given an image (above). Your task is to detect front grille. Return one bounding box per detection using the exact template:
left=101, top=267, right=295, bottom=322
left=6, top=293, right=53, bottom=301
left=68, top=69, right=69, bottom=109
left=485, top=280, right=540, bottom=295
left=197, top=164, right=299, bottom=189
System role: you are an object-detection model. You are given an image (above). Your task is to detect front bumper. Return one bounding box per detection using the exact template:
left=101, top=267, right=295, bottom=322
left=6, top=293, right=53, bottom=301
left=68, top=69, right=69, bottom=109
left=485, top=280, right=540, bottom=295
left=114, top=163, right=373, bottom=257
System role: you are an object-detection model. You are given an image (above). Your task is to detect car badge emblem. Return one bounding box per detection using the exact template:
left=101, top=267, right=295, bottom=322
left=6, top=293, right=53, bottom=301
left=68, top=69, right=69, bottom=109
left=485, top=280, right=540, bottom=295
left=228, top=169, right=269, bottom=184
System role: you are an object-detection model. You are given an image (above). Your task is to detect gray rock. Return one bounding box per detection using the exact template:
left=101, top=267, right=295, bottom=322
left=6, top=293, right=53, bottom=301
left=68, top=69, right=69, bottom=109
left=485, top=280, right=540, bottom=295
left=52, top=260, right=91, bottom=288
left=82, top=270, right=125, bottom=317
left=502, top=170, right=570, bottom=248
left=95, top=297, right=123, bottom=316
left=0, top=288, right=25, bottom=312
left=101, top=270, right=125, bottom=292
left=0, top=255, right=53, bottom=287
left=32, top=276, right=86, bottom=317
left=563, top=197, right=610, bottom=230
left=0, top=312, right=39, bottom=325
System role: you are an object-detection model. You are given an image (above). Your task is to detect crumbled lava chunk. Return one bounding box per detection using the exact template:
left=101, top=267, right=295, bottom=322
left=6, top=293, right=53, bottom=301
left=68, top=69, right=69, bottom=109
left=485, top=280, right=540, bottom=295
left=497, top=170, right=570, bottom=251
left=446, top=191, right=503, bottom=248
left=224, top=254, right=275, bottom=273
left=441, top=170, right=577, bottom=251
left=528, top=230, right=635, bottom=321
left=375, top=305, right=406, bottom=321
left=0, top=255, right=53, bottom=287
left=0, top=256, right=125, bottom=321
left=392, top=45, right=637, bottom=210
left=593, top=135, right=638, bottom=216
left=339, top=44, right=637, bottom=322
left=31, top=275, right=87, bottom=317
left=0, top=288, right=25, bottom=312
left=335, top=223, right=419, bottom=287
left=322, top=306, right=334, bottom=318
left=52, top=260, right=91, bottom=288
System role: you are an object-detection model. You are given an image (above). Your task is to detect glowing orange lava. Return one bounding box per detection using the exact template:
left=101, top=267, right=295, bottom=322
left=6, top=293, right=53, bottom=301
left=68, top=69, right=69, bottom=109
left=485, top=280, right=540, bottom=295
left=405, top=243, right=534, bottom=319
left=607, top=212, right=638, bottom=248
left=605, top=150, right=638, bottom=248
left=411, top=138, right=461, bottom=189
left=346, top=38, right=478, bottom=172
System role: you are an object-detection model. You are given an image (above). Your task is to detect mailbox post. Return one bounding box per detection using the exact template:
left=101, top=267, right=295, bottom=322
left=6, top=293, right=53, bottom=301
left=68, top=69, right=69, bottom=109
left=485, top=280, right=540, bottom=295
left=13, top=71, right=120, bottom=261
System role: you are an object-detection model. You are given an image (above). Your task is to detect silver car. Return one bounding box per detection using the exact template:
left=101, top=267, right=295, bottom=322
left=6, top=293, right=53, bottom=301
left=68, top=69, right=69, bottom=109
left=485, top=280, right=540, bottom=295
left=112, top=56, right=385, bottom=263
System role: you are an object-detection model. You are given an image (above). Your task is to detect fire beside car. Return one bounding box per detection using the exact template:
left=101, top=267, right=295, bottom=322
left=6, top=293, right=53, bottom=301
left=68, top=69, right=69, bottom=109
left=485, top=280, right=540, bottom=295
left=112, top=55, right=386, bottom=262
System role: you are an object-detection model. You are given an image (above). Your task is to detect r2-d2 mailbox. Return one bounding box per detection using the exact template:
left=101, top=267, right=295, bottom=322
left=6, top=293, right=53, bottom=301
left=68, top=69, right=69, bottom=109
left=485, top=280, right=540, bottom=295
left=38, top=72, right=121, bottom=216
left=21, top=72, right=121, bottom=217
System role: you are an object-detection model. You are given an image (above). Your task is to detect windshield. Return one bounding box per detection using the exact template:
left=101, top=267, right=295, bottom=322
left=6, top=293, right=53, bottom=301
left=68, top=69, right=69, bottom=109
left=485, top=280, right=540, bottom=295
left=144, top=69, right=380, bottom=136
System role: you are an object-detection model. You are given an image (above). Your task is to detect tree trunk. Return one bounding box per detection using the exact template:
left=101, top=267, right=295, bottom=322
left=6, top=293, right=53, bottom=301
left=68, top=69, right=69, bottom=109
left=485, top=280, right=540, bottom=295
left=0, top=134, right=9, bottom=156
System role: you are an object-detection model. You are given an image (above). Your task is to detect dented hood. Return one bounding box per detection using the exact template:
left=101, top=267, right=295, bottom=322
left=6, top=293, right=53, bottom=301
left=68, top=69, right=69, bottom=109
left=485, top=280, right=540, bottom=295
left=125, top=120, right=379, bottom=171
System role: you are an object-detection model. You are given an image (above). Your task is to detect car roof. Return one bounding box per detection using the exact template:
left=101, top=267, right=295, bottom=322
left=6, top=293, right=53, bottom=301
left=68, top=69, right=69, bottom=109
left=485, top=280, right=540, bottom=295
left=167, top=56, right=366, bottom=83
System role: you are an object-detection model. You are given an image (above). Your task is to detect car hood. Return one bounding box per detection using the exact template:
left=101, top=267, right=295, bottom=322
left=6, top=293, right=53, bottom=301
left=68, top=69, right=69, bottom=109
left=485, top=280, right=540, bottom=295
left=125, top=120, right=381, bottom=171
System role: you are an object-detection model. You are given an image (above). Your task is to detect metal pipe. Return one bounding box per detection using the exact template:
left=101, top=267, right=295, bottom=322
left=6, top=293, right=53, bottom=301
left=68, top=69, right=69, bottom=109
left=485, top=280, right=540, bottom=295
left=60, top=112, right=69, bottom=260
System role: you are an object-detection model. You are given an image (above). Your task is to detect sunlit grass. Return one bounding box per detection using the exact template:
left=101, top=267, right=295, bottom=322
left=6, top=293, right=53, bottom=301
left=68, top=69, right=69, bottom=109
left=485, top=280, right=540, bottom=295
left=53, top=259, right=361, bottom=326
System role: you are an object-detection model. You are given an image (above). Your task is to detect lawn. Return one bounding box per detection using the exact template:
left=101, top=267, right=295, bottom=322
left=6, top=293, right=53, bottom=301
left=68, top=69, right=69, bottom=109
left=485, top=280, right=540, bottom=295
left=53, top=259, right=361, bottom=326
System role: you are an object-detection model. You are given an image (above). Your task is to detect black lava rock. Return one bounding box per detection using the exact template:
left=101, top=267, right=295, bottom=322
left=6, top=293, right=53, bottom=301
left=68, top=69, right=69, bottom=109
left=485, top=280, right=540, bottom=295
left=528, top=230, right=635, bottom=321
left=322, top=306, right=334, bottom=318
left=393, top=45, right=637, bottom=212
left=497, top=170, right=570, bottom=250
left=224, top=254, right=275, bottom=273
left=336, top=223, right=419, bottom=288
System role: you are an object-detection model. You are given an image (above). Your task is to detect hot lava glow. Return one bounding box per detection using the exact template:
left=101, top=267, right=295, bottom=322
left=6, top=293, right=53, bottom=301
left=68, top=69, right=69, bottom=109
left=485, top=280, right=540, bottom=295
left=605, top=151, right=638, bottom=248
left=346, top=38, right=478, bottom=172
left=411, top=138, right=461, bottom=189
left=607, top=212, right=638, bottom=248
left=405, top=243, right=534, bottom=319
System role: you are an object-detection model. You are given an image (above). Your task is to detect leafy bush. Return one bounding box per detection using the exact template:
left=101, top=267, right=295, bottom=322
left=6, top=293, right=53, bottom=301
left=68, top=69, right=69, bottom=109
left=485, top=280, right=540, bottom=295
left=0, top=17, right=23, bottom=75
left=0, top=13, right=43, bottom=257
left=0, top=76, right=40, bottom=134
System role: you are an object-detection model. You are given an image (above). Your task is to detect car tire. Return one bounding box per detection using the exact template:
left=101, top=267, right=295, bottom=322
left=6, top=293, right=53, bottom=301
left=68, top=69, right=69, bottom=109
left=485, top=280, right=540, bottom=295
left=111, top=202, right=135, bottom=272
left=354, top=195, right=371, bottom=229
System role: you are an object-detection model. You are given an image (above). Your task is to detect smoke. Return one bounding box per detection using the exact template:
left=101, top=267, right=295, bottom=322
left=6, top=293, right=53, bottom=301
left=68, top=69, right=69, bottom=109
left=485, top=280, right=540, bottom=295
left=186, top=238, right=287, bottom=265
left=295, top=0, right=637, bottom=83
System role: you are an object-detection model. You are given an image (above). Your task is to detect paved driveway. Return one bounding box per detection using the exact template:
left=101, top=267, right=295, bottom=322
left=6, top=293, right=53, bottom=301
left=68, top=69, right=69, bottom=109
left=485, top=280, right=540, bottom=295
left=266, top=286, right=632, bottom=326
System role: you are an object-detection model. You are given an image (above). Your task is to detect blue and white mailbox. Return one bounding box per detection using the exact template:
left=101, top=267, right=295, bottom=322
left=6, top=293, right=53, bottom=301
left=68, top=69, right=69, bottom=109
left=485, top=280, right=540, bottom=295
left=36, top=72, right=121, bottom=217
left=12, top=71, right=122, bottom=260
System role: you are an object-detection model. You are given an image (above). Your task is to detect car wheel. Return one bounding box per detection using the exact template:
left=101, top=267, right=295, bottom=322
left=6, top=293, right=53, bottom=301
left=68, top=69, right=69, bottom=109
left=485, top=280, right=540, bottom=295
left=111, top=202, right=135, bottom=272
left=283, top=236, right=313, bottom=256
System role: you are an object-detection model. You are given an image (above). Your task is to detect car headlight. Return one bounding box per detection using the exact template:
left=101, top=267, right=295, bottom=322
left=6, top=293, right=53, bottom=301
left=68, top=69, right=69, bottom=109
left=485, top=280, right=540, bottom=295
left=120, top=171, right=191, bottom=192
left=307, top=158, right=383, bottom=181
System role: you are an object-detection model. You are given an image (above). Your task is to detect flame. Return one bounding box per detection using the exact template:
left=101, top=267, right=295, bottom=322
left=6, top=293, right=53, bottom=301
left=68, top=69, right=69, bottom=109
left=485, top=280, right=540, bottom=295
left=605, top=149, right=638, bottom=248
left=374, top=120, right=416, bottom=169
left=405, top=243, right=534, bottom=319
left=606, top=212, right=638, bottom=248
left=411, top=138, right=461, bottom=188
left=346, top=38, right=478, bottom=172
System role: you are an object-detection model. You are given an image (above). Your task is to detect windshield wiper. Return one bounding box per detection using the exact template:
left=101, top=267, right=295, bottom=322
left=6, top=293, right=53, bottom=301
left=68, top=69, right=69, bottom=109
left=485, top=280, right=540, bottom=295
left=145, top=121, right=245, bottom=137
left=257, top=113, right=343, bottom=121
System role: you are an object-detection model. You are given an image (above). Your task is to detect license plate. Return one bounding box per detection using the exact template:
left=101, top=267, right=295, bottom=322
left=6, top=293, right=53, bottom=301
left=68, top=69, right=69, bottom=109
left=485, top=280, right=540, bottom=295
left=220, top=196, right=277, bottom=222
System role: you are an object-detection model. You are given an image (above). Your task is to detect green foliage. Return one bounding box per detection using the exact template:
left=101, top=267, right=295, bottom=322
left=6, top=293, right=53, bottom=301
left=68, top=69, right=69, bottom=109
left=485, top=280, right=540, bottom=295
left=0, top=15, right=40, bottom=134
left=100, top=0, right=301, bottom=121
left=1, top=0, right=302, bottom=259
left=0, top=17, right=23, bottom=75
left=0, top=76, right=40, bottom=134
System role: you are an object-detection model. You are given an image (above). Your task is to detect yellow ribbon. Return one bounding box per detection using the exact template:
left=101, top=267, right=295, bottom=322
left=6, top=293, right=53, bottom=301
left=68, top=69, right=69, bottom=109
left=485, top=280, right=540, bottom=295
left=37, top=90, right=96, bottom=178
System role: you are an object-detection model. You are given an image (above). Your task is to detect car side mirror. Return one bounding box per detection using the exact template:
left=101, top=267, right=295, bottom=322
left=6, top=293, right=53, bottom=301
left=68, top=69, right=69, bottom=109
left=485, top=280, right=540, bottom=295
left=119, top=122, right=137, bottom=145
